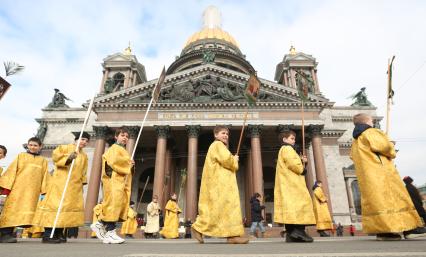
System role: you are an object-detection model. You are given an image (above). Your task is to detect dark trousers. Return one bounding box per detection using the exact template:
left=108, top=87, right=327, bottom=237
left=285, top=224, right=305, bottom=234
left=43, top=227, right=64, bottom=238
left=101, top=221, right=116, bottom=232
left=0, top=227, right=14, bottom=236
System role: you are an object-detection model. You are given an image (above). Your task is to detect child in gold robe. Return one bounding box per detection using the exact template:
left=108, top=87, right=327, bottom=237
left=120, top=201, right=138, bottom=238
left=274, top=130, right=315, bottom=243
left=312, top=181, right=332, bottom=237
left=351, top=113, right=426, bottom=240
left=0, top=137, right=48, bottom=243
left=35, top=132, right=89, bottom=243
left=91, top=127, right=133, bottom=244
left=160, top=193, right=181, bottom=239
left=191, top=125, right=248, bottom=244
left=145, top=195, right=160, bottom=238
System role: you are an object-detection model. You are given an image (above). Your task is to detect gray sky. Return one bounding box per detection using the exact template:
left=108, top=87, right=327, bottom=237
left=0, top=0, right=425, bottom=184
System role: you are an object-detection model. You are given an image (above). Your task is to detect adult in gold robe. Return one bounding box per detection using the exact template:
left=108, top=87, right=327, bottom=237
left=92, top=127, right=133, bottom=244
left=0, top=137, right=48, bottom=243
left=191, top=125, right=248, bottom=244
left=160, top=194, right=181, bottom=239
left=274, top=130, right=315, bottom=243
left=351, top=113, right=425, bottom=240
left=120, top=202, right=138, bottom=238
left=312, top=181, right=332, bottom=236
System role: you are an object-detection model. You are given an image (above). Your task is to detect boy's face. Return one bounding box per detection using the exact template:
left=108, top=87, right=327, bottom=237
left=0, top=149, right=5, bottom=159
left=153, top=197, right=158, bottom=203
left=27, top=141, right=41, bottom=154
left=171, top=194, right=177, bottom=200
left=78, top=138, right=89, bottom=149
left=283, top=134, right=296, bottom=146
left=214, top=129, right=229, bottom=145
left=115, top=132, right=129, bottom=145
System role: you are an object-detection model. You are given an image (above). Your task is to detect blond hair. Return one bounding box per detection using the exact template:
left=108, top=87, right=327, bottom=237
left=353, top=113, right=372, bottom=125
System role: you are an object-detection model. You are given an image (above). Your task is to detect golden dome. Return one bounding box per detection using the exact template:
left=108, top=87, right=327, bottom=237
left=183, top=6, right=239, bottom=49
left=184, top=27, right=240, bottom=49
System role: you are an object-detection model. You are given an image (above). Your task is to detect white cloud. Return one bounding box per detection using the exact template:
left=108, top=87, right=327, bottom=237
left=0, top=0, right=425, bottom=184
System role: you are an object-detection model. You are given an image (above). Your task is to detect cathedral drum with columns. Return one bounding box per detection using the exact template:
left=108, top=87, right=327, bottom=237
left=36, top=6, right=380, bottom=228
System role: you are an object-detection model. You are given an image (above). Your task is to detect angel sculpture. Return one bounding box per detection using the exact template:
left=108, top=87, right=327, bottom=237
left=47, top=88, right=72, bottom=108
left=349, top=87, right=373, bottom=107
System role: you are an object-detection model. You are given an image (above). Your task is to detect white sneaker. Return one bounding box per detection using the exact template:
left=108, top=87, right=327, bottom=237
left=102, top=230, right=125, bottom=244
left=90, top=221, right=106, bottom=240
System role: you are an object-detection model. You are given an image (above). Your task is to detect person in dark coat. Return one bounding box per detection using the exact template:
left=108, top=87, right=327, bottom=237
left=249, top=193, right=266, bottom=238
left=403, top=176, right=426, bottom=226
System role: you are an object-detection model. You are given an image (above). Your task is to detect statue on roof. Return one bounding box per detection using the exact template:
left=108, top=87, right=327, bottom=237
left=349, top=87, right=373, bottom=107
left=104, top=78, right=114, bottom=94
left=47, top=88, right=72, bottom=108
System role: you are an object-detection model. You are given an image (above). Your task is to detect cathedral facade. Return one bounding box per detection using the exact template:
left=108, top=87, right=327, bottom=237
left=36, top=7, right=379, bottom=228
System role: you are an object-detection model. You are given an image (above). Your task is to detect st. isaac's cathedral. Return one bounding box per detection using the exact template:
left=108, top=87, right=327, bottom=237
left=36, top=6, right=379, bottom=228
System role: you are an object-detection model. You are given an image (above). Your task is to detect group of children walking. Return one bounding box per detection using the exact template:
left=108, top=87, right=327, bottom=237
left=0, top=113, right=425, bottom=244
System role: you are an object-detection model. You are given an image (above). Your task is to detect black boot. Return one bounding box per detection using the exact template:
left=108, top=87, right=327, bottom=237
left=42, top=236, right=61, bottom=244
left=403, top=227, right=426, bottom=239
left=58, top=230, right=67, bottom=243
left=319, top=230, right=330, bottom=237
left=0, top=228, right=17, bottom=243
left=42, top=228, right=61, bottom=244
left=288, top=228, right=314, bottom=243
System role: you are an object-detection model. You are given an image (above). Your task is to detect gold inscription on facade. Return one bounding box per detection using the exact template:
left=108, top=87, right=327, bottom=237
left=158, top=112, right=259, bottom=120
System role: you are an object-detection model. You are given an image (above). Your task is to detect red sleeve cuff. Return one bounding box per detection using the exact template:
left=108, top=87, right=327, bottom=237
left=1, top=188, right=11, bottom=195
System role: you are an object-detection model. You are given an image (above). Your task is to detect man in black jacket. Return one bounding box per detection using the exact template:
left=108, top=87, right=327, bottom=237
left=403, top=176, right=426, bottom=225
left=250, top=193, right=266, bottom=238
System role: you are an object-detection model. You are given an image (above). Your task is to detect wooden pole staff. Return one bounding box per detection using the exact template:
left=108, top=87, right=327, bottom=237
left=131, top=66, right=165, bottom=160
left=385, top=56, right=395, bottom=135
left=136, top=176, right=150, bottom=212
left=236, top=107, right=249, bottom=156
left=50, top=96, right=95, bottom=238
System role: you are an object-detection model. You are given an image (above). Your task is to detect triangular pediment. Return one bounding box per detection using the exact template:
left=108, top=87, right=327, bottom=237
left=103, top=53, right=136, bottom=63
left=93, top=64, right=330, bottom=109
left=286, top=52, right=316, bottom=62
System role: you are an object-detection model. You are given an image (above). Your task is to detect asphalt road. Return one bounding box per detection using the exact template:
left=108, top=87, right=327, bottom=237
left=1, top=237, right=426, bottom=257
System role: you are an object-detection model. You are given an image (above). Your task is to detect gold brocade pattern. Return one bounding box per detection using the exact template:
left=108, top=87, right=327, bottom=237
left=100, top=144, right=132, bottom=222
left=312, top=187, right=333, bottom=230
left=0, top=153, right=48, bottom=228
left=120, top=208, right=138, bottom=235
left=160, top=200, right=181, bottom=239
left=274, top=145, right=315, bottom=225
left=35, top=144, right=87, bottom=228
left=192, top=141, right=244, bottom=237
left=351, top=128, right=422, bottom=233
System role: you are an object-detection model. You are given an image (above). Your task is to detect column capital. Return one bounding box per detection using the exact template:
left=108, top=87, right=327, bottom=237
left=92, top=126, right=110, bottom=139
left=308, top=124, right=324, bottom=137
left=247, top=124, right=263, bottom=138
left=185, top=125, right=201, bottom=138
left=276, top=124, right=294, bottom=134
left=126, top=126, right=140, bottom=139
left=154, top=125, right=170, bottom=138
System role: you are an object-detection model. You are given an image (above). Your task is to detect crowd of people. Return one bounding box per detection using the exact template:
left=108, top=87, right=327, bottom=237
left=0, top=113, right=425, bottom=244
